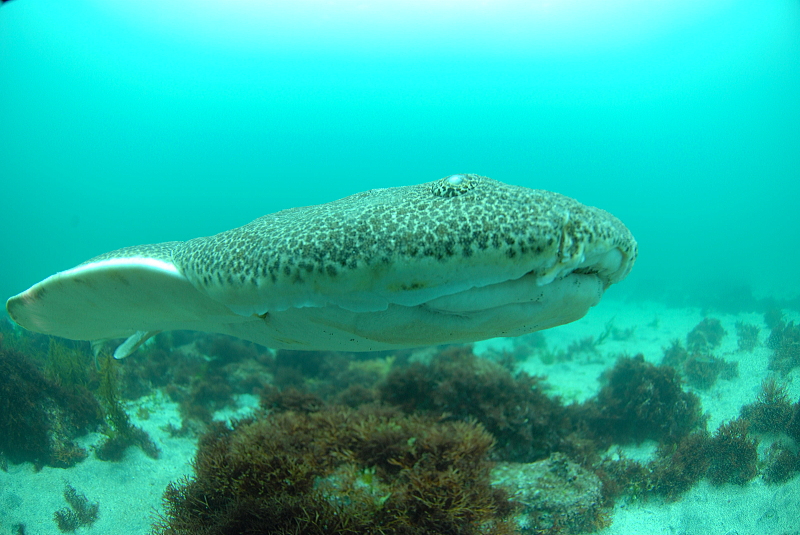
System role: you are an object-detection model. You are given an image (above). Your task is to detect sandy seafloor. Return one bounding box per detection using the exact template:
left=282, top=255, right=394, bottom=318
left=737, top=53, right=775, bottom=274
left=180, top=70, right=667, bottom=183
left=2, top=298, right=799, bottom=535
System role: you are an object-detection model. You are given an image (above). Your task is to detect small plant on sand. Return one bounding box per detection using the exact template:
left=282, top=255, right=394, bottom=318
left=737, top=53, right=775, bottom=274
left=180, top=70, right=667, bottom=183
left=661, top=321, right=737, bottom=390
left=735, top=321, right=760, bottom=352
left=706, top=419, right=758, bottom=485
left=740, top=377, right=793, bottom=433
left=95, top=353, right=159, bottom=461
left=686, top=318, right=726, bottom=353
left=766, top=319, right=800, bottom=374
left=53, top=484, right=99, bottom=532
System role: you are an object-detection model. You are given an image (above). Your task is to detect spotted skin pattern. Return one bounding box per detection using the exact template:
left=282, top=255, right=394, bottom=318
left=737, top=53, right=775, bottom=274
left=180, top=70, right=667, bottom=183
left=7, top=174, right=637, bottom=355
left=164, top=174, right=636, bottom=314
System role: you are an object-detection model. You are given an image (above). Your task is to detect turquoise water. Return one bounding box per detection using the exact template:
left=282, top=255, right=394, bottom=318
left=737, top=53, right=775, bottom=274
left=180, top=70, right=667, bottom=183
left=2, top=0, right=799, bottom=308
left=2, top=2, right=800, bottom=534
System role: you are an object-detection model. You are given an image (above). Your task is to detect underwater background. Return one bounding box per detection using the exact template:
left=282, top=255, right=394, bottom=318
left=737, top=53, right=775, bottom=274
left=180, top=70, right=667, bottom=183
left=2, top=1, right=800, bottom=535
left=1, top=0, right=799, bottom=308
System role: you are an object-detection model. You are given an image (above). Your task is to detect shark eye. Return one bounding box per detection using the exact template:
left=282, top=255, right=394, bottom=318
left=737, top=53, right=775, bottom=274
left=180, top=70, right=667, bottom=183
left=431, top=174, right=480, bottom=198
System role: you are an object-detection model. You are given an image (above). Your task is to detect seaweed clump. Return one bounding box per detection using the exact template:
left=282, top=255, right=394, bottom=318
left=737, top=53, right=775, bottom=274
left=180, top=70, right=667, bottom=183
left=686, top=318, right=727, bottom=352
left=94, top=354, right=159, bottom=461
left=682, top=353, right=738, bottom=390
left=660, top=318, right=738, bottom=390
left=763, top=442, right=800, bottom=484
left=788, top=399, right=800, bottom=443
left=0, top=337, right=102, bottom=468
left=269, top=347, right=402, bottom=406
left=379, top=346, right=573, bottom=463
left=740, top=378, right=794, bottom=433
left=117, top=331, right=273, bottom=432
left=608, top=413, right=763, bottom=501
left=735, top=321, right=760, bottom=352
left=53, top=484, right=99, bottom=532
left=606, top=416, right=760, bottom=501
left=647, top=432, right=712, bottom=500
left=738, top=378, right=800, bottom=483
left=706, top=419, right=759, bottom=485
left=766, top=317, right=800, bottom=374
left=589, top=358, right=773, bottom=497
left=648, top=418, right=758, bottom=493
left=583, top=355, right=704, bottom=446
left=154, top=404, right=516, bottom=535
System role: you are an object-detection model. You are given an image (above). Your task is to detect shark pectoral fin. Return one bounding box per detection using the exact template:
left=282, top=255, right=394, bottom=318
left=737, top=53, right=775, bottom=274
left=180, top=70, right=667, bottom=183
left=112, top=330, right=161, bottom=359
